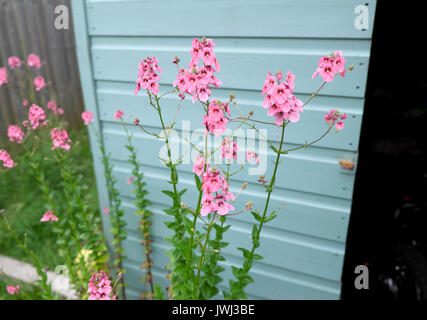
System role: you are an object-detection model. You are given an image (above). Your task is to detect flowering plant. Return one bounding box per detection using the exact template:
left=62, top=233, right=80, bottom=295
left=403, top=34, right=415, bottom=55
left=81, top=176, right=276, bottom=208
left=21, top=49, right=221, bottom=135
left=130, top=37, right=350, bottom=299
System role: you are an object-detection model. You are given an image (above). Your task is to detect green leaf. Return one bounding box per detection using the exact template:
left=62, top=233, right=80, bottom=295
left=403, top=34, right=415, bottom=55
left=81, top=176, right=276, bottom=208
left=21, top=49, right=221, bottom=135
left=194, top=174, right=202, bottom=191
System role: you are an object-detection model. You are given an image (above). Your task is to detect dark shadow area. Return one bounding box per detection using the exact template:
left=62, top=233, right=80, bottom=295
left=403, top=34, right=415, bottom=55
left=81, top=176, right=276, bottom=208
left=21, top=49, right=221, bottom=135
left=342, top=0, right=427, bottom=299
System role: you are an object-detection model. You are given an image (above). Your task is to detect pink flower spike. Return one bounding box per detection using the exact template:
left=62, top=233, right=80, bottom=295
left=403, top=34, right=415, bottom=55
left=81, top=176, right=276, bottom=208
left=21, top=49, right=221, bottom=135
left=34, top=76, right=46, bottom=91
left=8, top=125, right=25, bottom=144
left=28, top=104, right=47, bottom=129
left=0, top=68, right=8, bottom=86
left=114, top=110, right=124, bottom=119
left=81, top=111, right=94, bottom=125
left=27, top=54, right=42, bottom=69
left=40, top=210, right=58, bottom=222
left=50, top=128, right=72, bottom=151
left=8, top=56, right=22, bottom=69
left=0, top=149, right=14, bottom=168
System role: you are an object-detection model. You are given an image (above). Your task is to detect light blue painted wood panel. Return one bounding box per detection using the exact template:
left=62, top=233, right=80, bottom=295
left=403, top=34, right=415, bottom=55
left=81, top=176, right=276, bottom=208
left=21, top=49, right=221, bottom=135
left=96, top=81, right=364, bottom=151
left=91, top=37, right=370, bottom=97
left=86, top=0, right=376, bottom=39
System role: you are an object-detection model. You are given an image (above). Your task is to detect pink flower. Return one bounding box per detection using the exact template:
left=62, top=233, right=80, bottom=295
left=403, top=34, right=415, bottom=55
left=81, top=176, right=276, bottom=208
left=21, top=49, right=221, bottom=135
left=0, top=68, right=7, bottom=86
left=57, top=108, right=64, bottom=115
left=34, top=76, right=46, bottom=91
left=27, top=54, right=41, bottom=69
left=6, top=285, right=20, bottom=295
left=0, top=149, right=14, bottom=168
left=114, top=110, right=124, bottom=119
left=192, top=155, right=205, bottom=176
left=103, top=208, right=110, bottom=214
left=47, top=101, right=62, bottom=115
left=246, top=151, right=259, bottom=165
left=8, top=125, right=25, bottom=144
left=135, top=56, right=162, bottom=96
left=221, top=138, right=239, bottom=160
left=22, top=99, right=29, bottom=107
left=87, top=271, right=116, bottom=300
left=81, top=111, right=94, bottom=125
left=126, top=176, right=135, bottom=184
left=28, top=104, right=47, bottom=129
left=312, top=51, right=346, bottom=82
left=324, top=109, right=347, bottom=130
left=51, top=128, right=72, bottom=151
left=40, top=210, right=58, bottom=222
left=8, top=56, right=22, bottom=69
left=202, top=100, right=229, bottom=136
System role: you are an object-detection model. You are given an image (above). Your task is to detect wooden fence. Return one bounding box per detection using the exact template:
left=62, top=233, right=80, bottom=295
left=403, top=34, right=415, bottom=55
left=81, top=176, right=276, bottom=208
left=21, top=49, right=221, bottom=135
left=0, top=0, right=83, bottom=137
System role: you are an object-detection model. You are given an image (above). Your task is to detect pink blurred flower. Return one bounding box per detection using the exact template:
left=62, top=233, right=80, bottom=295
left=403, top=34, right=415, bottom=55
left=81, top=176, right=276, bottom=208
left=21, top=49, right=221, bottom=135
left=22, top=99, right=29, bottom=107
left=34, top=76, right=46, bottom=91
left=8, top=56, right=22, bottom=69
left=47, top=101, right=61, bottom=115
left=27, top=54, right=41, bottom=69
left=40, top=210, right=58, bottom=222
left=81, top=111, right=94, bottom=125
left=7, top=125, right=25, bottom=144
left=102, top=208, right=110, bottom=214
left=6, top=285, right=20, bottom=295
left=0, top=149, right=14, bottom=168
left=51, top=128, right=72, bottom=151
left=114, top=110, right=124, bottom=119
left=28, top=104, right=47, bottom=129
left=0, top=68, right=7, bottom=86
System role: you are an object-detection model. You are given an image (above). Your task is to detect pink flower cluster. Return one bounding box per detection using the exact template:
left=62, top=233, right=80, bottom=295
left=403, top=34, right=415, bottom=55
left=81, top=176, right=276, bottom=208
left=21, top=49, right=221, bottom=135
left=135, top=56, right=162, bottom=95
left=87, top=271, right=116, bottom=300
left=221, top=138, right=239, bottom=160
left=40, top=210, right=58, bottom=222
left=312, top=50, right=346, bottom=82
left=0, top=149, right=14, bottom=168
left=34, top=76, right=46, bottom=91
left=6, top=285, right=20, bottom=295
left=81, top=111, right=94, bottom=125
left=193, top=156, right=235, bottom=216
left=324, top=109, right=347, bottom=130
left=173, top=38, right=221, bottom=103
left=51, top=128, right=71, bottom=151
left=202, top=100, right=230, bottom=136
left=8, top=56, right=22, bottom=69
left=27, top=54, right=41, bottom=69
left=47, top=101, right=64, bottom=115
left=0, top=67, right=7, bottom=86
left=28, top=104, right=47, bottom=129
left=114, top=110, right=124, bottom=119
left=8, top=125, right=25, bottom=144
left=261, top=71, right=303, bottom=125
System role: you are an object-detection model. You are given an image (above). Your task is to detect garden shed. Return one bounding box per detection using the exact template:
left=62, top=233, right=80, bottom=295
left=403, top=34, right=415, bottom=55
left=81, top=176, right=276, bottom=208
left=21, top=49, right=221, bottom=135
left=72, top=0, right=377, bottom=299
